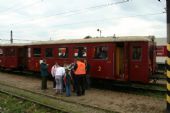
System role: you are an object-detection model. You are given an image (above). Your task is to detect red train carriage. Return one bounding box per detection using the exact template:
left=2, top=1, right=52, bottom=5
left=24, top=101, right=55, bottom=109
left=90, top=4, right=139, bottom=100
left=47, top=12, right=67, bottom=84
left=0, top=44, right=28, bottom=70
left=0, top=45, right=3, bottom=68
left=26, top=36, right=156, bottom=83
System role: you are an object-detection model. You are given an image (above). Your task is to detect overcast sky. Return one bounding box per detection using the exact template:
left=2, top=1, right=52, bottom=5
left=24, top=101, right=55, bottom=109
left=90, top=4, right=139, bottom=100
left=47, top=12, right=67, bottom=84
left=0, top=0, right=166, bottom=43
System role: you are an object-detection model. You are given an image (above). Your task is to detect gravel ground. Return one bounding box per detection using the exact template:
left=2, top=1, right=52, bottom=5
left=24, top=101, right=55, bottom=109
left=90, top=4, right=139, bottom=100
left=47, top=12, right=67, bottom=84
left=0, top=72, right=166, bottom=113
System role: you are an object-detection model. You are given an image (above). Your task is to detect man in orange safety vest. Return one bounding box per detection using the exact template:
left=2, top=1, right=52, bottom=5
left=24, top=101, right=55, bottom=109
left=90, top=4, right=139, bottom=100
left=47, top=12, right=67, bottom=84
left=74, top=59, right=86, bottom=96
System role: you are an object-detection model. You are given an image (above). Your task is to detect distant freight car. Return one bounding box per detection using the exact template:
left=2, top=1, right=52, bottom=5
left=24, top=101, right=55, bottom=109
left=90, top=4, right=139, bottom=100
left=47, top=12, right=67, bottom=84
left=0, top=36, right=156, bottom=83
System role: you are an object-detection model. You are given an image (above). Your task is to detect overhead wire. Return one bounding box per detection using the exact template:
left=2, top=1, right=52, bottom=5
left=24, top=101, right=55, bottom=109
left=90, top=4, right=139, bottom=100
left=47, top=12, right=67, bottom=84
left=0, top=0, right=41, bottom=14
left=1, top=0, right=130, bottom=25
left=39, top=12, right=166, bottom=27
left=0, top=0, right=165, bottom=40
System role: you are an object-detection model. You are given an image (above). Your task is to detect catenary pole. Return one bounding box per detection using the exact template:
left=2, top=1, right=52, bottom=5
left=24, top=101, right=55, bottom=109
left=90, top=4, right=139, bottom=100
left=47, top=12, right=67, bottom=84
left=166, top=0, right=170, bottom=112
left=10, top=30, right=13, bottom=44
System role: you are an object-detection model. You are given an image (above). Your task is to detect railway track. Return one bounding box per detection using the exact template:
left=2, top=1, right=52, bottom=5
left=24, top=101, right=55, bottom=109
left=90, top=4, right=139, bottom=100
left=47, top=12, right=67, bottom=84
left=0, top=82, right=116, bottom=113
left=0, top=70, right=166, bottom=95
left=91, top=79, right=166, bottom=95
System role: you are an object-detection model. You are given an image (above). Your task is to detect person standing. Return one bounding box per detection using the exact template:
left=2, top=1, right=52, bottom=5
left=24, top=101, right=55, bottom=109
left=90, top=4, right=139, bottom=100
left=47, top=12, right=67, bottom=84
left=54, top=63, right=65, bottom=94
left=64, top=68, right=72, bottom=96
left=74, top=59, right=86, bottom=96
left=51, top=62, right=57, bottom=89
left=69, top=61, right=77, bottom=92
left=40, top=59, right=48, bottom=90
left=84, top=59, right=91, bottom=89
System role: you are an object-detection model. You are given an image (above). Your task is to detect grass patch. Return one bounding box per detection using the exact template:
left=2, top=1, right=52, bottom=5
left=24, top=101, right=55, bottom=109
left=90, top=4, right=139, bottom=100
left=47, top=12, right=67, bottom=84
left=0, top=92, right=62, bottom=113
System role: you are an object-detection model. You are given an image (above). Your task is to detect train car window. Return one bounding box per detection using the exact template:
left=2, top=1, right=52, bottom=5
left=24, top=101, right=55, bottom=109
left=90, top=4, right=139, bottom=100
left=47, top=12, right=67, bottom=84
left=58, top=47, right=68, bottom=58
left=132, top=46, right=142, bottom=60
left=33, top=48, right=41, bottom=57
left=5, top=48, right=15, bottom=56
left=0, top=49, right=3, bottom=56
left=93, top=46, right=108, bottom=59
left=73, top=47, right=87, bottom=58
left=45, top=48, right=53, bottom=57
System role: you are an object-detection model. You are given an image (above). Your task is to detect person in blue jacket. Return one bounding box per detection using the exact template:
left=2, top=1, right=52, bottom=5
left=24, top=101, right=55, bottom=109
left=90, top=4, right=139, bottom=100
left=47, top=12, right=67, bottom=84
left=64, top=67, right=72, bottom=96
left=40, top=59, right=48, bottom=90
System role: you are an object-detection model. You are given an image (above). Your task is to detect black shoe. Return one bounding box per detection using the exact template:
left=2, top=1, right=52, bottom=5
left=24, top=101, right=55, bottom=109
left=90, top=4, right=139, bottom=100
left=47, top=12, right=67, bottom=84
left=77, top=94, right=81, bottom=96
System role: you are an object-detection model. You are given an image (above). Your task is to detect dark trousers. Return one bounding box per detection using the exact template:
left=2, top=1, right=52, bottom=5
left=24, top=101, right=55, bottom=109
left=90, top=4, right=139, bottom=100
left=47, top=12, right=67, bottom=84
left=53, top=77, right=56, bottom=88
left=75, top=75, right=86, bottom=96
left=85, top=74, right=90, bottom=89
left=41, top=76, right=47, bottom=90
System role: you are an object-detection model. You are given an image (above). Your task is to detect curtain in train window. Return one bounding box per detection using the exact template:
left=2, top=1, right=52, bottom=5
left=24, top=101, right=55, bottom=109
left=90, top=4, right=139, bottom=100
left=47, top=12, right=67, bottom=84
left=58, top=47, right=68, bottom=58
left=45, top=48, right=53, bottom=57
left=73, top=47, right=87, bottom=58
left=93, top=46, right=108, bottom=59
left=33, top=48, right=41, bottom=57
left=132, top=46, right=142, bottom=60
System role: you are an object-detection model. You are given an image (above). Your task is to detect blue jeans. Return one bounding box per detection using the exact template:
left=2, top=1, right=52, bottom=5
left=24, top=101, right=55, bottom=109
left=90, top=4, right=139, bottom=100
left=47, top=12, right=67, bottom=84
left=66, top=84, right=71, bottom=96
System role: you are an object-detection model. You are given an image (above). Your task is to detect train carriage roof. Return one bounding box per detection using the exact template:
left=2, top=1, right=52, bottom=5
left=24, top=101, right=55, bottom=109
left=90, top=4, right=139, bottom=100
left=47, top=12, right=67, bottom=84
left=0, top=43, right=28, bottom=47
left=0, top=36, right=155, bottom=46
left=29, top=36, right=155, bottom=45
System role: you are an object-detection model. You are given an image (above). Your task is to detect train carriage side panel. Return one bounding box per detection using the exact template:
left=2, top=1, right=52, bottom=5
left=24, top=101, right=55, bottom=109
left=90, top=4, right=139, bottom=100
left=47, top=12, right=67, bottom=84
left=89, top=43, right=114, bottom=80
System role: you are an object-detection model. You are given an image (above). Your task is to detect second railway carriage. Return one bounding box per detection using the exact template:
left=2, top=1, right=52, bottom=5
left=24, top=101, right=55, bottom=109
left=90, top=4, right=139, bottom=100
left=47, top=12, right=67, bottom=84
left=26, top=36, right=156, bottom=83
left=0, top=44, right=27, bottom=70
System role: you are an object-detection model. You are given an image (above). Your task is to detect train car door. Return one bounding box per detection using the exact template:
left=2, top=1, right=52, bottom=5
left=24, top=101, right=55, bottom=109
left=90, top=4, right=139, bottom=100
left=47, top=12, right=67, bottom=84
left=18, top=47, right=28, bottom=70
left=115, top=42, right=129, bottom=81
left=129, top=42, right=149, bottom=83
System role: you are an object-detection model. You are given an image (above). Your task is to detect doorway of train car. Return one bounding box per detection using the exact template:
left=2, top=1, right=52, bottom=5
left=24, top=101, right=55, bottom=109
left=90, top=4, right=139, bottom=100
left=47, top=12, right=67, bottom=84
left=18, top=47, right=28, bottom=70
left=115, top=42, right=124, bottom=80
left=129, top=43, right=148, bottom=83
left=115, top=42, right=128, bottom=81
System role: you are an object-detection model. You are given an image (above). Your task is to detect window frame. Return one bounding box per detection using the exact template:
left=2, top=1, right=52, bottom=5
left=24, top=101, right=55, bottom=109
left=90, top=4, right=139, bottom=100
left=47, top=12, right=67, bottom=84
left=93, top=46, right=108, bottom=60
left=45, top=48, right=53, bottom=58
left=57, top=47, right=69, bottom=58
left=132, top=46, right=142, bottom=61
left=73, top=46, right=87, bottom=58
left=33, top=48, right=41, bottom=57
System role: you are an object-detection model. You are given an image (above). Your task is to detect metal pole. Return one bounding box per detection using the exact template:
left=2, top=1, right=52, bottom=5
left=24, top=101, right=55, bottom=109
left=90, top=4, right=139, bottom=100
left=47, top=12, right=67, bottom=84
left=10, top=30, right=13, bottom=44
left=166, top=0, right=170, bottom=112
left=97, top=29, right=102, bottom=38
left=100, top=30, right=101, bottom=37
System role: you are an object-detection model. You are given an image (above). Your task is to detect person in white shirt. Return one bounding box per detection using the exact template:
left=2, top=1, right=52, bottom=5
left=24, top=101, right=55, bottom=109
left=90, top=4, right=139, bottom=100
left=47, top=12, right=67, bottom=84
left=51, top=62, right=57, bottom=89
left=52, top=63, right=65, bottom=94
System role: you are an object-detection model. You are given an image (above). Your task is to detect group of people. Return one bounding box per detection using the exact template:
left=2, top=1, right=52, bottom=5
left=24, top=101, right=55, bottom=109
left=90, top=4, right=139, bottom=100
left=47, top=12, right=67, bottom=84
left=40, top=59, right=90, bottom=97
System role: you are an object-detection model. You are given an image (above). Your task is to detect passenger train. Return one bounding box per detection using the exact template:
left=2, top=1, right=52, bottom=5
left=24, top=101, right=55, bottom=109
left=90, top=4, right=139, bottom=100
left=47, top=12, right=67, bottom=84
left=0, top=36, right=156, bottom=83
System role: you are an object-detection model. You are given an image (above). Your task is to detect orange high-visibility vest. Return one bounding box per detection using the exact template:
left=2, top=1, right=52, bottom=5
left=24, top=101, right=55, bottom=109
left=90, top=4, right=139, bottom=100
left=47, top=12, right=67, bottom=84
left=74, top=61, right=86, bottom=75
